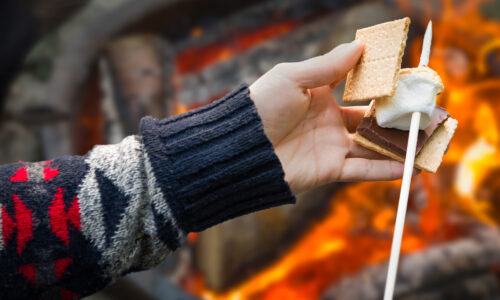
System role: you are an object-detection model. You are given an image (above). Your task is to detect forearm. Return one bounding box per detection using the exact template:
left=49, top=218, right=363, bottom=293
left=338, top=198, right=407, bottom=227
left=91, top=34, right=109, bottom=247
left=0, top=135, right=181, bottom=299
left=0, top=84, right=295, bottom=299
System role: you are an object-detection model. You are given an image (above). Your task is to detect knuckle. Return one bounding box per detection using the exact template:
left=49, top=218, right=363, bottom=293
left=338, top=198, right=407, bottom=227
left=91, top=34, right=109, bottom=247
left=273, top=62, right=293, bottom=73
left=330, top=66, right=340, bottom=80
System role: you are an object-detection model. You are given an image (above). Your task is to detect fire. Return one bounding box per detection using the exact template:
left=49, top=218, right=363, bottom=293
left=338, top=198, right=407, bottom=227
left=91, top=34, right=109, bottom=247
left=455, top=138, right=495, bottom=198
left=454, top=104, right=500, bottom=224
left=174, top=101, right=189, bottom=115
left=176, top=21, right=298, bottom=75
left=197, top=179, right=458, bottom=300
left=186, top=1, right=500, bottom=299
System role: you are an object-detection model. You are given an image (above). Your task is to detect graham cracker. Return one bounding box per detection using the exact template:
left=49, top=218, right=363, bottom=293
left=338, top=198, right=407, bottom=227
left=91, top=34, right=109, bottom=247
left=343, top=17, right=411, bottom=103
left=353, top=117, right=458, bottom=173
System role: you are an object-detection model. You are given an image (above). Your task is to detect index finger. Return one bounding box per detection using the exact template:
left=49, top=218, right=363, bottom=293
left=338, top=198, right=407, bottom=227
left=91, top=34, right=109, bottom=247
left=283, top=40, right=364, bottom=89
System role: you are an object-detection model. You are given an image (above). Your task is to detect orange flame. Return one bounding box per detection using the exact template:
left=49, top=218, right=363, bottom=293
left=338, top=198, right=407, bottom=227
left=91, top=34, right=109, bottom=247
left=196, top=178, right=462, bottom=300
left=176, top=21, right=298, bottom=74
left=174, top=101, right=190, bottom=115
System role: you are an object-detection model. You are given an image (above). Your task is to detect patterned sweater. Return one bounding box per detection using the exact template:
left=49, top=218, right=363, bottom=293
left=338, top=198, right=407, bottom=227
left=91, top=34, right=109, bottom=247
left=0, top=85, right=295, bottom=299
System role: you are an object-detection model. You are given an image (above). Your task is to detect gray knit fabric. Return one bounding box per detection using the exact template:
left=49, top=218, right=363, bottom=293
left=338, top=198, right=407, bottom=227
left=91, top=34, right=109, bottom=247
left=77, top=135, right=184, bottom=278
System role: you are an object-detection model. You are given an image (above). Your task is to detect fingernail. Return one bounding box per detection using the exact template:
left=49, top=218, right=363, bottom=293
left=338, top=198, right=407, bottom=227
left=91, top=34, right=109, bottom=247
left=333, top=40, right=361, bottom=56
left=351, top=40, right=363, bottom=49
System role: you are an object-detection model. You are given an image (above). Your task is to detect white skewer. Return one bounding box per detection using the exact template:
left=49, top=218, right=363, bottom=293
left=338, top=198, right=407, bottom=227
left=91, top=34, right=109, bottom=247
left=419, top=21, right=432, bottom=68
left=383, top=20, right=433, bottom=300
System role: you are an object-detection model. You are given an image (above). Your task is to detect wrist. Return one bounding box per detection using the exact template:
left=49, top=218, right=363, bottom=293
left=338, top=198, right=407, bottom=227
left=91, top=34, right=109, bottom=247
left=140, top=84, right=296, bottom=232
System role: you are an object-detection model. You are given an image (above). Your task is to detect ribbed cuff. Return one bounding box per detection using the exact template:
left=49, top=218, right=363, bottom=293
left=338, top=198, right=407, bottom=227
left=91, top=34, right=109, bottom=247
left=140, top=84, right=295, bottom=232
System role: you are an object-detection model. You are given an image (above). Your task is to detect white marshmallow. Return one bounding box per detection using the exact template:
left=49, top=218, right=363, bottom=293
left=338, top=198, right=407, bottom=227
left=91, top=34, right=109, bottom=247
left=375, top=67, right=444, bottom=130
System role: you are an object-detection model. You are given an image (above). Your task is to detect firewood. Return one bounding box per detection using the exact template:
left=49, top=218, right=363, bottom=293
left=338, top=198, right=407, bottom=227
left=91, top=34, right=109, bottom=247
left=322, top=228, right=500, bottom=300
left=196, top=183, right=344, bottom=291
left=100, top=34, right=173, bottom=139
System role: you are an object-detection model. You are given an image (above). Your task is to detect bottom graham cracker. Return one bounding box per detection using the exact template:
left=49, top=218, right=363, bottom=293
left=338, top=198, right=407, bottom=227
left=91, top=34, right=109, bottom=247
left=353, top=117, right=458, bottom=173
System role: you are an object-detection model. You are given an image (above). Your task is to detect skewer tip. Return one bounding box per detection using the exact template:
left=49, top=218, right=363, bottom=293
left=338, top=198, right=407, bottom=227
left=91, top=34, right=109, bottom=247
left=419, top=20, right=433, bottom=67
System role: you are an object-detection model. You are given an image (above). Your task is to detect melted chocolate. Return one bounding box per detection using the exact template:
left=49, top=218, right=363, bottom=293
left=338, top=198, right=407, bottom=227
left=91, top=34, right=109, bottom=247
left=357, top=106, right=450, bottom=157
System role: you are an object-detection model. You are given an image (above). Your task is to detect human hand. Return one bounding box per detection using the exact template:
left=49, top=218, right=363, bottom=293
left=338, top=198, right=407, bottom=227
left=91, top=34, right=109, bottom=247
left=250, top=40, right=406, bottom=194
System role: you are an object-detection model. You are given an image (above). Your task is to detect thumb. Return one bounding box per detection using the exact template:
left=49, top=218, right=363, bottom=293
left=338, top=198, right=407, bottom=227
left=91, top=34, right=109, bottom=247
left=283, top=40, right=363, bottom=89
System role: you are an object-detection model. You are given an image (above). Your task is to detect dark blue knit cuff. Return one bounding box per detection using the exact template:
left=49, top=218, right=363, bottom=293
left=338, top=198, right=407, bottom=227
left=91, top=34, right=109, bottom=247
left=140, top=84, right=295, bottom=232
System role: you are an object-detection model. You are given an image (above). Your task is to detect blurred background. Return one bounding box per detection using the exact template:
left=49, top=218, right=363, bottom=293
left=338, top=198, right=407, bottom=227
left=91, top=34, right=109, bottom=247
left=2, top=0, right=500, bottom=299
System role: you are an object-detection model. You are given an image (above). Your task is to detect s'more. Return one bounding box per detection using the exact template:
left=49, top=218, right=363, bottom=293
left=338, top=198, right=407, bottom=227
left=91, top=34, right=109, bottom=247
left=343, top=18, right=458, bottom=173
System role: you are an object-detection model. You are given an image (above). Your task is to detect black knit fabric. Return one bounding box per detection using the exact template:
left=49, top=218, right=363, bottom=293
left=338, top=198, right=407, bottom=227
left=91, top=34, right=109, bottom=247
left=0, top=83, right=295, bottom=299
left=140, top=84, right=295, bottom=232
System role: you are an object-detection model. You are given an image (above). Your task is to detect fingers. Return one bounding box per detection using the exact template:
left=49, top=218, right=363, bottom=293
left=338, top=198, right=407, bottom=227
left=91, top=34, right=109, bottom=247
left=341, top=105, right=369, bottom=132
left=347, top=140, right=388, bottom=160
left=277, top=40, right=364, bottom=89
left=339, top=158, right=405, bottom=181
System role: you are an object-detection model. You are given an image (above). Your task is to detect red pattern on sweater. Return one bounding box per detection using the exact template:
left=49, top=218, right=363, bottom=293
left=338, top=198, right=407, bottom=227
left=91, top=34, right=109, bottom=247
left=2, top=195, right=33, bottom=254
left=48, top=188, right=81, bottom=245
left=68, top=196, right=81, bottom=231
left=1, top=207, right=14, bottom=246
left=60, top=288, right=80, bottom=300
left=12, top=195, right=33, bottom=254
left=54, top=258, right=73, bottom=279
left=43, top=160, right=54, bottom=165
left=18, top=264, right=36, bottom=284
left=43, top=167, right=59, bottom=181
left=10, top=166, right=28, bottom=182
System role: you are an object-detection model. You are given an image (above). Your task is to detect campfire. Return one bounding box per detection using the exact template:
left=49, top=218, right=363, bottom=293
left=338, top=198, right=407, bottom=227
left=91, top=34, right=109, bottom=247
left=177, top=1, right=500, bottom=299
left=6, top=0, right=499, bottom=299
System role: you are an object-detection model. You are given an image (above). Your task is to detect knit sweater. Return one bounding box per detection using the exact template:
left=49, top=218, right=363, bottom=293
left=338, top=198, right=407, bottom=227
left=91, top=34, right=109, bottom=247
left=0, top=84, right=295, bottom=299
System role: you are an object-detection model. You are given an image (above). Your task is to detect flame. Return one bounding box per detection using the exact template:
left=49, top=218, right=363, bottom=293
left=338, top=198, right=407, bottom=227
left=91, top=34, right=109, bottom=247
left=174, top=101, right=189, bottom=115
left=455, top=104, right=499, bottom=200
left=455, top=138, right=495, bottom=197
left=185, top=1, right=500, bottom=299
left=196, top=179, right=460, bottom=300
left=176, top=21, right=298, bottom=75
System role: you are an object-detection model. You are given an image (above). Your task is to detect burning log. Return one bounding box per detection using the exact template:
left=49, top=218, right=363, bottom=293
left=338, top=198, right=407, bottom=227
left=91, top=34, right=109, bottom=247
left=100, top=34, right=174, bottom=141
left=322, top=228, right=500, bottom=300
left=177, top=1, right=402, bottom=107
left=177, top=10, right=338, bottom=106
left=196, top=183, right=344, bottom=291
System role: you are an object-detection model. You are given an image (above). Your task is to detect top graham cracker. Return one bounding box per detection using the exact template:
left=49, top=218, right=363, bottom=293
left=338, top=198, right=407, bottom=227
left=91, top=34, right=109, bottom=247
left=343, top=17, right=411, bottom=102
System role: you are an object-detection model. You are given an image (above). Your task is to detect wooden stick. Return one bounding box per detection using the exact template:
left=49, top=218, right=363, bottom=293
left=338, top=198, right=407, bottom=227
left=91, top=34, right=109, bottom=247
left=383, top=20, right=432, bottom=300
left=383, top=111, right=421, bottom=300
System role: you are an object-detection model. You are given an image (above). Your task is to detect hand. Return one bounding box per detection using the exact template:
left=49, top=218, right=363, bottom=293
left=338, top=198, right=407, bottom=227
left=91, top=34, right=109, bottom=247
left=250, top=40, right=405, bottom=194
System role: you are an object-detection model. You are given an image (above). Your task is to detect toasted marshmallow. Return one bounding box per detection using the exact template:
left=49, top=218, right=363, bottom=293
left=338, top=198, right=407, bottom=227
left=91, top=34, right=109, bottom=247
left=375, top=67, right=444, bottom=130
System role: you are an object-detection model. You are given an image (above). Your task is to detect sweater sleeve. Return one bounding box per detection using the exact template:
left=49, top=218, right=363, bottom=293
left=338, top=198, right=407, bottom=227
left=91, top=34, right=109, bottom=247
left=0, top=84, right=295, bottom=299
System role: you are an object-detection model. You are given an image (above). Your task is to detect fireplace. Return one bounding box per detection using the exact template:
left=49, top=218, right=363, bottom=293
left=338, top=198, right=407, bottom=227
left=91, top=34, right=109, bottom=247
left=3, top=0, right=500, bottom=299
